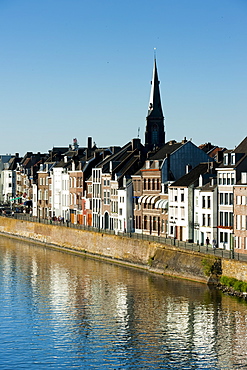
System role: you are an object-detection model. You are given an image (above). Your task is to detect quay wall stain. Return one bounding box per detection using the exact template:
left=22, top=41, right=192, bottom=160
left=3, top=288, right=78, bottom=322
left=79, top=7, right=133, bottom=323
left=1, top=216, right=247, bottom=284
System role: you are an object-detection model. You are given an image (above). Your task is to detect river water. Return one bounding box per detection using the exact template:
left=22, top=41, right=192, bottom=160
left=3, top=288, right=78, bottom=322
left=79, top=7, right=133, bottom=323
left=0, top=236, right=247, bottom=369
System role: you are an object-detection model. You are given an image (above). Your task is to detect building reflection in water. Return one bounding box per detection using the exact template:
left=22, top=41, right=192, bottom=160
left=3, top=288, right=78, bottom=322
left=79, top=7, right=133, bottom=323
left=1, top=236, right=247, bottom=369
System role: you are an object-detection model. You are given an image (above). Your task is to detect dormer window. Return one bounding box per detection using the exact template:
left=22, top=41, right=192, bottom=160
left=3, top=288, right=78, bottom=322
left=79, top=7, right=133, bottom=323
left=231, top=153, right=235, bottom=165
left=223, top=153, right=228, bottom=165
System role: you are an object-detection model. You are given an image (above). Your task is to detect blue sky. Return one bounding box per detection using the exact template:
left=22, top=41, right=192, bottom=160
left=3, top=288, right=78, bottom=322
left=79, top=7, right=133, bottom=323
left=0, top=0, right=246, bottom=155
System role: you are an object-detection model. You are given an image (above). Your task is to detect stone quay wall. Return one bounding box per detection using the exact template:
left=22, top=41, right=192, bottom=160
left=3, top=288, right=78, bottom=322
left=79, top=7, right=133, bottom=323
left=0, top=216, right=246, bottom=284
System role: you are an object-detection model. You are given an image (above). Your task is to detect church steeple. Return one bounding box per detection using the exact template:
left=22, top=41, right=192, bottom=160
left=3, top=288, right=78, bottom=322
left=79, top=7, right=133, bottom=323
left=145, top=58, right=165, bottom=150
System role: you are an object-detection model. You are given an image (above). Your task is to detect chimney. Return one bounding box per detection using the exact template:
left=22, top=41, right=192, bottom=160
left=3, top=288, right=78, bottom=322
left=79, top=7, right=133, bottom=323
left=169, top=140, right=176, bottom=145
left=186, top=164, right=192, bottom=174
left=132, top=138, right=141, bottom=151
left=210, top=177, right=216, bottom=186
left=199, top=174, right=203, bottom=187
left=88, top=137, right=92, bottom=150
left=72, top=160, right=75, bottom=171
left=182, top=137, right=187, bottom=144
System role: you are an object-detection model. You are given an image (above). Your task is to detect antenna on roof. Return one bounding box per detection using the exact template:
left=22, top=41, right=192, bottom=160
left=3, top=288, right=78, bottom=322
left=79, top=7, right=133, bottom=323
left=137, top=127, right=140, bottom=138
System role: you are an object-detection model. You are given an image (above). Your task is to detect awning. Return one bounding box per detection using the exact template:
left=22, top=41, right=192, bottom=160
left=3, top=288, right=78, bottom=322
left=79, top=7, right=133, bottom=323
left=146, top=195, right=154, bottom=204
left=151, top=195, right=160, bottom=204
left=141, top=195, right=149, bottom=203
left=138, top=195, right=144, bottom=203
left=155, top=199, right=168, bottom=209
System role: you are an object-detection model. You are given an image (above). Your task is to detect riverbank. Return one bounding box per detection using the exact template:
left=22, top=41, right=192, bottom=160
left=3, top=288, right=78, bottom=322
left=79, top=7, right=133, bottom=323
left=1, top=216, right=247, bottom=287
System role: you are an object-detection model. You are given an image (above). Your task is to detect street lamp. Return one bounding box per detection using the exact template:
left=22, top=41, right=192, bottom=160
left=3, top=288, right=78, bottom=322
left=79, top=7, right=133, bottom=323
left=98, top=212, right=100, bottom=232
left=129, top=215, right=132, bottom=237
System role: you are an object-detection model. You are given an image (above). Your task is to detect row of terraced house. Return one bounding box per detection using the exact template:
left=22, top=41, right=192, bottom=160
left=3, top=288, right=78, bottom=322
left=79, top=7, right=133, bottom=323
left=0, top=59, right=247, bottom=255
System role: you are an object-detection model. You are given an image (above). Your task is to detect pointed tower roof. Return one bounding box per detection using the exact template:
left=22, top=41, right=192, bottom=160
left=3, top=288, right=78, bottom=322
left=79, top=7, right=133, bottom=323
left=147, top=58, right=163, bottom=118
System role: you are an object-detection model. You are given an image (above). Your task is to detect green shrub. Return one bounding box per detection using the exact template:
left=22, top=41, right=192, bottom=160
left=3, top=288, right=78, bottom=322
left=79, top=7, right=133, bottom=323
left=201, top=258, right=213, bottom=276
left=220, top=276, right=247, bottom=293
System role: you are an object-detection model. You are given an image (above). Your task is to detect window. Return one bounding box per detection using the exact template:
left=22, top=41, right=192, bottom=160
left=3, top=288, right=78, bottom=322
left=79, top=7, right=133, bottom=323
left=220, top=212, right=223, bottom=226
left=220, top=232, right=224, bottom=243
left=235, top=236, right=241, bottom=249
left=144, top=216, right=147, bottom=230
left=223, top=154, right=228, bottom=165
left=224, top=212, right=228, bottom=227
left=181, top=207, right=185, bottom=220
left=220, top=193, right=223, bottom=204
left=236, top=215, right=241, bottom=230
left=38, top=189, right=42, bottom=201
left=207, top=214, right=211, bottom=227
left=225, top=193, right=228, bottom=205
left=207, top=196, right=211, bottom=209
left=152, top=179, right=155, bottom=190
left=119, top=208, right=122, bottom=216
left=242, top=215, right=246, bottom=230
left=157, top=179, right=160, bottom=191
left=181, top=192, right=184, bottom=202
left=229, top=193, right=233, bottom=205
left=202, top=196, right=206, bottom=208
left=231, top=153, right=235, bottom=165
left=202, top=214, right=206, bottom=226
left=153, top=217, right=157, bottom=231
left=170, top=206, right=174, bottom=219
left=161, top=219, right=165, bottom=233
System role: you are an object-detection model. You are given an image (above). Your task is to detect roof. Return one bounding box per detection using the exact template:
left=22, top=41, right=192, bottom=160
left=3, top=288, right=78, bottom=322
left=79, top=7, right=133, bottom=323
left=170, top=163, right=211, bottom=187
left=149, top=141, right=183, bottom=160
left=234, top=136, right=247, bottom=153
left=218, top=137, right=247, bottom=169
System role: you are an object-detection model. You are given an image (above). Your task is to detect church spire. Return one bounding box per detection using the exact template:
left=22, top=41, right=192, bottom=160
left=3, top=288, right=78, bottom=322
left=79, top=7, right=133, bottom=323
left=147, top=58, right=163, bottom=118
left=145, top=57, right=165, bottom=150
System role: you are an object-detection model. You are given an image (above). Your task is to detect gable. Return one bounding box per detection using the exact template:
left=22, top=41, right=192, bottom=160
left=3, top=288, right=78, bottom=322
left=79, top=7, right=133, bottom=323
left=161, top=141, right=213, bottom=184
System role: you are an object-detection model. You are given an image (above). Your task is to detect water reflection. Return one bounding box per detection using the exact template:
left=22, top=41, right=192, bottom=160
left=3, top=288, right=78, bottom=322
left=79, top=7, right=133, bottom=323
left=0, top=236, right=247, bottom=369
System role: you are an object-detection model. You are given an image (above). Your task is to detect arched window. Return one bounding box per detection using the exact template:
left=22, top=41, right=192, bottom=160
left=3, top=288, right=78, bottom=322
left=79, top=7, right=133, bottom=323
left=152, top=124, right=158, bottom=144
